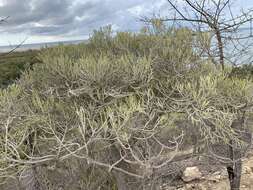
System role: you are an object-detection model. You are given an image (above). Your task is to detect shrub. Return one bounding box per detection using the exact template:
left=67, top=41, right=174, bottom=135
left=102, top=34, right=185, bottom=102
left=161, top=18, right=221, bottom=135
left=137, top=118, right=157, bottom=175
left=0, top=25, right=253, bottom=190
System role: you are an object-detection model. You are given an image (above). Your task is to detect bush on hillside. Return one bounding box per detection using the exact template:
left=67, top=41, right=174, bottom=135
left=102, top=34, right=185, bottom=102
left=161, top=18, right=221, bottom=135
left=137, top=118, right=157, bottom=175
left=0, top=25, right=252, bottom=190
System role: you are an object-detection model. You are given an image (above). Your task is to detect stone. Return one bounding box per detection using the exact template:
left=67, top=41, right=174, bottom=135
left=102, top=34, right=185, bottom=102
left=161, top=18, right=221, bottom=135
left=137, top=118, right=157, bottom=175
left=212, top=171, right=221, bottom=176
left=208, top=175, right=221, bottom=182
left=242, top=166, right=252, bottom=174
left=182, top=166, right=202, bottom=182
left=220, top=169, right=228, bottom=176
left=185, top=183, right=207, bottom=190
left=185, top=183, right=195, bottom=189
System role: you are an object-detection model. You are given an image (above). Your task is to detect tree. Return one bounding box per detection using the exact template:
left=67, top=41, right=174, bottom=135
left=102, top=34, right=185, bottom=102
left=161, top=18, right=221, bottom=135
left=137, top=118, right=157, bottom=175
left=143, top=0, right=253, bottom=70
left=142, top=1, right=253, bottom=189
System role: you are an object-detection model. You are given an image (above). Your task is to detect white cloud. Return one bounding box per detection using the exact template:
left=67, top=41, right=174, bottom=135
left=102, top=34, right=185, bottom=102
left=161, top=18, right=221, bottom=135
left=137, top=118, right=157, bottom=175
left=128, top=5, right=144, bottom=16
left=0, top=0, right=252, bottom=46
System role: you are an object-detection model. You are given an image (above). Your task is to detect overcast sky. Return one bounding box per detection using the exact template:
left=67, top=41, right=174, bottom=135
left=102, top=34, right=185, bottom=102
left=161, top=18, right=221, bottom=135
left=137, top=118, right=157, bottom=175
left=0, top=0, right=251, bottom=46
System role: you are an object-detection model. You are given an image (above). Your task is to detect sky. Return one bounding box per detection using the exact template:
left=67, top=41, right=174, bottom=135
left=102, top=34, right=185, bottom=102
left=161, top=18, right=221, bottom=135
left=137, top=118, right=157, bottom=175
left=0, top=0, right=252, bottom=46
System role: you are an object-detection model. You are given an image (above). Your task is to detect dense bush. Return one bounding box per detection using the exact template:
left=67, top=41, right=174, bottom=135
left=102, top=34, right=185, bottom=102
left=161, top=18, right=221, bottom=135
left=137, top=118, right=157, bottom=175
left=0, top=25, right=253, bottom=190
left=230, top=64, right=253, bottom=79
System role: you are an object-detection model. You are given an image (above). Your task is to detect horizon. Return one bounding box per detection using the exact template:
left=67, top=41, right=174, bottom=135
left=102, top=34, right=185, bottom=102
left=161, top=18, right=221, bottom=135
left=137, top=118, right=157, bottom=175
left=0, top=27, right=251, bottom=49
left=0, top=0, right=252, bottom=46
left=0, top=38, right=88, bottom=53
left=0, top=38, right=87, bottom=48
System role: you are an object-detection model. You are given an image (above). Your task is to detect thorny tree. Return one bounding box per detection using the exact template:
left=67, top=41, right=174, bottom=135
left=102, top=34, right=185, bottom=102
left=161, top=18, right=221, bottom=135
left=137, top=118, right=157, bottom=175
left=143, top=0, right=253, bottom=69
left=142, top=0, right=253, bottom=189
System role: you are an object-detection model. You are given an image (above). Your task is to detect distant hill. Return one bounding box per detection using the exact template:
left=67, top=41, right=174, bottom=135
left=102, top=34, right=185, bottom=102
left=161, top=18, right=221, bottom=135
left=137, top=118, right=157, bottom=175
left=0, top=39, right=87, bottom=53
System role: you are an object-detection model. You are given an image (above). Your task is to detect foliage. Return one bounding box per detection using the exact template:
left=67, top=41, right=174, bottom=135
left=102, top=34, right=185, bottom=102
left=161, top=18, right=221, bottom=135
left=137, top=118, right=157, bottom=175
left=0, top=50, right=39, bottom=87
left=0, top=25, right=253, bottom=189
left=230, top=64, right=253, bottom=79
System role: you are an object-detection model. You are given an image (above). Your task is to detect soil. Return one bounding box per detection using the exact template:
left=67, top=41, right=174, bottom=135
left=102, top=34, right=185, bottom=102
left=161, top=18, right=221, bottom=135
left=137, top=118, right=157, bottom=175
left=161, top=151, right=253, bottom=190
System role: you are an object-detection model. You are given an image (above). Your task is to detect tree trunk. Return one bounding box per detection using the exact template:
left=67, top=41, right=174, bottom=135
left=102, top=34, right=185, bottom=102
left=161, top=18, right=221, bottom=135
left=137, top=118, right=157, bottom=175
left=227, top=143, right=242, bottom=190
left=215, top=28, right=225, bottom=71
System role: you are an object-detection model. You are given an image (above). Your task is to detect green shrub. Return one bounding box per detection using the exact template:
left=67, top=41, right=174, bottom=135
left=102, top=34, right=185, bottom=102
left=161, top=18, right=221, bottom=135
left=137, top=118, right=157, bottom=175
left=0, top=25, right=252, bottom=189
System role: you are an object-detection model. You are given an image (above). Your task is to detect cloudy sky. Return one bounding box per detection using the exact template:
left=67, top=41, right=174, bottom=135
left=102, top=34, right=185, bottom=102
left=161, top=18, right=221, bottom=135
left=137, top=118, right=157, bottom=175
left=0, top=0, right=251, bottom=46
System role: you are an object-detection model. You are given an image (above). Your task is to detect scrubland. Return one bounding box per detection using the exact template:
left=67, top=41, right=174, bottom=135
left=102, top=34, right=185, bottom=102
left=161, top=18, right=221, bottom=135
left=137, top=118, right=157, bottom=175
left=0, top=24, right=253, bottom=190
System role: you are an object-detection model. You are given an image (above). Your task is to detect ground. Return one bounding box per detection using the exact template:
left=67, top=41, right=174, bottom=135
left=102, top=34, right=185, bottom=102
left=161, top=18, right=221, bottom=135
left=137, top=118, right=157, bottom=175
left=162, top=151, right=253, bottom=190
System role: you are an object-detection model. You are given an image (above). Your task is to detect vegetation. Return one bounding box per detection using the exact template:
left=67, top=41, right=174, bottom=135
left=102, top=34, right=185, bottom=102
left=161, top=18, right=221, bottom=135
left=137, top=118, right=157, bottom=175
left=143, top=1, right=253, bottom=189
left=0, top=50, right=39, bottom=87
left=0, top=23, right=253, bottom=190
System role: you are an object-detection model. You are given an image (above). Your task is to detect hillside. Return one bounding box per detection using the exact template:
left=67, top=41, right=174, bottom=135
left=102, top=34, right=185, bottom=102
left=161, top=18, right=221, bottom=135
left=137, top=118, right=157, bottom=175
left=0, top=50, right=39, bottom=87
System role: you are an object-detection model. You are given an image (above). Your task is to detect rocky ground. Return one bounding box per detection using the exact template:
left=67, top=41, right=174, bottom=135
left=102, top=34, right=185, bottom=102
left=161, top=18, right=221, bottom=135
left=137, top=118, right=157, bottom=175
left=2, top=149, right=253, bottom=190
left=161, top=152, right=253, bottom=190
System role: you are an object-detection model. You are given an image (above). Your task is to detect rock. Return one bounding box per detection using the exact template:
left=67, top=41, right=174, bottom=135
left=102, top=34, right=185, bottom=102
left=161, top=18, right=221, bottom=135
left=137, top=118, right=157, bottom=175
left=242, top=166, right=252, bottom=174
left=185, top=183, right=207, bottom=190
left=212, top=171, right=221, bottom=176
left=185, top=183, right=194, bottom=189
left=207, top=171, right=224, bottom=182
left=220, top=169, right=228, bottom=176
left=182, top=166, right=202, bottom=182
left=208, top=175, right=221, bottom=182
